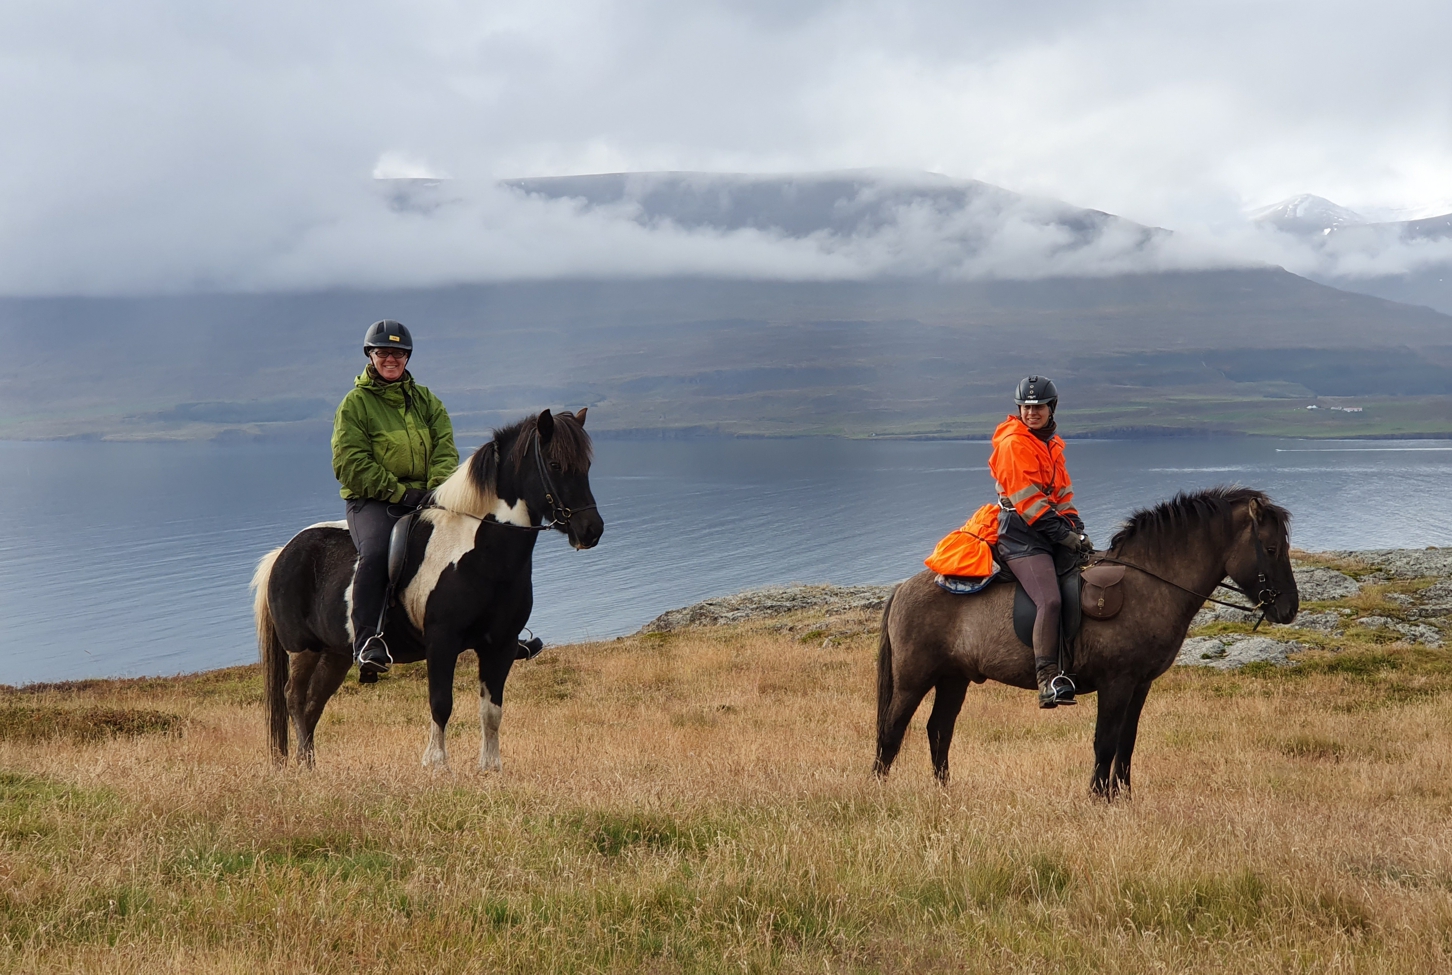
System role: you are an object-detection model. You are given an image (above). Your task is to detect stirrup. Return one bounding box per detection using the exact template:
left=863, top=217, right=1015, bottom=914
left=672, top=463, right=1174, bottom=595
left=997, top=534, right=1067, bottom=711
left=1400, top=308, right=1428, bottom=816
left=356, top=633, right=393, bottom=675
left=516, top=635, right=545, bottom=661
left=1039, top=673, right=1077, bottom=708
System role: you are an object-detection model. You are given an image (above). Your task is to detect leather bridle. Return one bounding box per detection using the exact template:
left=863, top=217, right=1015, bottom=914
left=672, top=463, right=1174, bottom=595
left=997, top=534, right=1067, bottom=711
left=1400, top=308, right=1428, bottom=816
left=1089, top=514, right=1283, bottom=630
left=528, top=429, right=597, bottom=531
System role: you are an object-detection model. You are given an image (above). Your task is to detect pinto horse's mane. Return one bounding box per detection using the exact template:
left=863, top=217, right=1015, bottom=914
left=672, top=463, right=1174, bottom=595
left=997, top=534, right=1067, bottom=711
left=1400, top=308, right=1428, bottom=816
left=1108, top=486, right=1289, bottom=553
left=430, top=412, right=593, bottom=518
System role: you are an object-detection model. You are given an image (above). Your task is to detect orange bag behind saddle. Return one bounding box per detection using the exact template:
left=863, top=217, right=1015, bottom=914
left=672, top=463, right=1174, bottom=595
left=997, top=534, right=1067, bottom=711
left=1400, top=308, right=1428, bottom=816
left=924, top=503, right=1000, bottom=578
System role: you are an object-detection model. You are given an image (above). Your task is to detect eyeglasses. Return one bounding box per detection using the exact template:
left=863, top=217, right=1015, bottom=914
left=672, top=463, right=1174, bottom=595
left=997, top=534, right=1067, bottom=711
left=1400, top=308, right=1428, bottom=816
left=369, top=348, right=409, bottom=360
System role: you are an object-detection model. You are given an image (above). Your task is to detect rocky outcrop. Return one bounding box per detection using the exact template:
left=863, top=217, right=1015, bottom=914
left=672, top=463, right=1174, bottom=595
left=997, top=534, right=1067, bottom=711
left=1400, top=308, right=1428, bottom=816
left=640, top=584, right=894, bottom=633
left=1177, top=635, right=1302, bottom=669
left=640, top=550, right=1452, bottom=669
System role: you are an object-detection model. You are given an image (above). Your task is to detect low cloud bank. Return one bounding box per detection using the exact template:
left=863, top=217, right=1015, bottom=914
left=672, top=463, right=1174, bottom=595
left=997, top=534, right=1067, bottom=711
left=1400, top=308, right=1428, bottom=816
left=1, top=172, right=1446, bottom=297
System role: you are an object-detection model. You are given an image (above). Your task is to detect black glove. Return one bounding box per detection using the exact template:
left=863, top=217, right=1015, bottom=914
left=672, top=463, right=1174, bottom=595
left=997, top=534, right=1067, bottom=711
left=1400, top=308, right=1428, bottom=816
left=399, top=487, right=428, bottom=508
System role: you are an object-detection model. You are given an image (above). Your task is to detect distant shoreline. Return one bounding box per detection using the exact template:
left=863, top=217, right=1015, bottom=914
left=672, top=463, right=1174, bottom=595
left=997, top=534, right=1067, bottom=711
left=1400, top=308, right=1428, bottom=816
left=5, top=428, right=1452, bottom=445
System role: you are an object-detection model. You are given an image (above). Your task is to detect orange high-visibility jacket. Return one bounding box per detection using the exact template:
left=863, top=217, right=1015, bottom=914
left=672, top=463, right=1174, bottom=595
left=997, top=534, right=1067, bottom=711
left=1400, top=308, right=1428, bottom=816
left=924, top=416, right=1078, bottom=578
left=987, top=415, right=1078, bottom=527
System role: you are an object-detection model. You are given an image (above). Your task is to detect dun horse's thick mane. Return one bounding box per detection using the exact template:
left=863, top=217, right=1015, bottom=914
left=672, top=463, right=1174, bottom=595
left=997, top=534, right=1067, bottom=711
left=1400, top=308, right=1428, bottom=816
left=1108, top=486, right=1289, bottom=552
left=430, top=412, right=592, bottom=519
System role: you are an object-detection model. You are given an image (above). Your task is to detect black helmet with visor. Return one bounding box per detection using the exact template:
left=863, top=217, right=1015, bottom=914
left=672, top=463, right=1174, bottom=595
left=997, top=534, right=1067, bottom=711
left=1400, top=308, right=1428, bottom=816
left=363, top=320, right=413, bottom=355
left=1014, top=375, right=1059, bottom=412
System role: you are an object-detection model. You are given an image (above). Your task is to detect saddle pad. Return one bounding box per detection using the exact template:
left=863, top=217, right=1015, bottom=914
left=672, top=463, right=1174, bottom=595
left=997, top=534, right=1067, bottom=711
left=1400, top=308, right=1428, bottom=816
left=1080, top=563, right=1127, bottom=620
left=934, top=571, right=998, bottom=595
left=1012, top=569, right=1082, bottom=649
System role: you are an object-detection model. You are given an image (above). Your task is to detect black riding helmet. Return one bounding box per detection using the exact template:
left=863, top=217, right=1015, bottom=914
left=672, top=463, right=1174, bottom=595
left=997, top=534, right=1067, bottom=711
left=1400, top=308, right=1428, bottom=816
left=363, top=320, right=413, bottom=355
left=1014, top=375, right=1058, bottom=413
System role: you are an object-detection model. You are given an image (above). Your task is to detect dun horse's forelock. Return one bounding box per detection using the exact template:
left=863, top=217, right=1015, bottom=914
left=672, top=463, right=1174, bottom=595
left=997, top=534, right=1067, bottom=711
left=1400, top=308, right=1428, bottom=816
left=1108, top=486, right=1289, bottom=553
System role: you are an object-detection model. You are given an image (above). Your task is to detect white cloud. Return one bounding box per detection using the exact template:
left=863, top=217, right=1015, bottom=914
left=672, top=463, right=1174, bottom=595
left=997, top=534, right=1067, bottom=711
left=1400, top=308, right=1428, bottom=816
left=0, top=0, right=1447, bottom=294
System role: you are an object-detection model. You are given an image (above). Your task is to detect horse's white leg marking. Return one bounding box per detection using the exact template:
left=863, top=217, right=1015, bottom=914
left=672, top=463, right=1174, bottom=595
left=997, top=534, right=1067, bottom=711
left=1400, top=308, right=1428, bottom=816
left=490, top=497, right=532, bottom=527
left=422, top=720, right=449, bottom=768
left=479, top=694, right=503, bottom=772
left=401, top=510, right=478, bottom=630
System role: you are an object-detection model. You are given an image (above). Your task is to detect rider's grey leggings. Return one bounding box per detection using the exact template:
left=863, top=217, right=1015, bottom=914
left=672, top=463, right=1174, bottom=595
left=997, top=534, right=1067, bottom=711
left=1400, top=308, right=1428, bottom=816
left=1007, top=553, right=1060, bottom=666
left=345, top=498, right=407, bottom=652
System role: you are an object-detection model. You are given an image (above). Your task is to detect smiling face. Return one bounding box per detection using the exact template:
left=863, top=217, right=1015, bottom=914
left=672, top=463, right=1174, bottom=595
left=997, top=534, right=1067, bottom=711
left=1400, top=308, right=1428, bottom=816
left=368, top=347, right=408, bottom=381
left=1019, top=403, right=1051, bottom=429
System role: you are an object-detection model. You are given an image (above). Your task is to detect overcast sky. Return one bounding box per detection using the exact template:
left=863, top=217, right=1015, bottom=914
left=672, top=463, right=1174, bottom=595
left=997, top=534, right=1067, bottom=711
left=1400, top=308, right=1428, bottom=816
left=2, top=0, right=1448, bottom=294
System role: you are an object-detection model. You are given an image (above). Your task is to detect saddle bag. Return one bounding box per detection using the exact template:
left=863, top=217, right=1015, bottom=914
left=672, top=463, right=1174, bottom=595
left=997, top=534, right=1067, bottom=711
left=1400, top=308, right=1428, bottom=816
left=1080, top=564, right=1126, bottom=620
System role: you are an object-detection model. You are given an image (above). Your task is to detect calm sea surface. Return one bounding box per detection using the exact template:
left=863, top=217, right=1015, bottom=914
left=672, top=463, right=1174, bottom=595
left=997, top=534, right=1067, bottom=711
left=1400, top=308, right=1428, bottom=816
left=3, top=436, right=1451, bottom=685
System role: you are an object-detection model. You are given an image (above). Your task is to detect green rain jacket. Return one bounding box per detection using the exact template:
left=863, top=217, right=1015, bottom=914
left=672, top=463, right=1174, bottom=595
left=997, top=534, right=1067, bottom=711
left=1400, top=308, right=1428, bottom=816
left=332, top=369, right=459, bottom=502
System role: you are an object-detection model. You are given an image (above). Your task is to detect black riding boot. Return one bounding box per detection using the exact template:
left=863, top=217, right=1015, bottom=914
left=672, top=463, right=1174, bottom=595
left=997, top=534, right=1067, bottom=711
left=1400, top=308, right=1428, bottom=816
left=516, top=637, right=545, bottom=660
left=1036, top=657, right=1077, bottom=709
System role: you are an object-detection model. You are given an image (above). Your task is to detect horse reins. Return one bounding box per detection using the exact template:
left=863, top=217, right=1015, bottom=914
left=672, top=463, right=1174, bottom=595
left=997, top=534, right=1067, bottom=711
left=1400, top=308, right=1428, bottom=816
left=1088, top=525, right=1282, bottom=630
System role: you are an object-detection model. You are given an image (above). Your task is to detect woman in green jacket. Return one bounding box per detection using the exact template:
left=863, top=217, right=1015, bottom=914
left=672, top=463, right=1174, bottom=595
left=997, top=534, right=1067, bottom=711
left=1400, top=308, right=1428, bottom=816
left=332, top=320, right=457, bottom=674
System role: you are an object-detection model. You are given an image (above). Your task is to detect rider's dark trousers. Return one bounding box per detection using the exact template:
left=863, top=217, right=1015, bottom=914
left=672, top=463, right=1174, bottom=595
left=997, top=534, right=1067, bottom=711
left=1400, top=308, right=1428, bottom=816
left=346, top=498, right=407, bottom=654
left=1005, top=552, right=1061, bottom=669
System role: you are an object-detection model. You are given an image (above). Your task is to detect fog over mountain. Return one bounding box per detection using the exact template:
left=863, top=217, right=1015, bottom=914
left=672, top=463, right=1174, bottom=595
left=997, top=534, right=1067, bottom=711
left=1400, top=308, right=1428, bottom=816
left=1249, top=193, right=1452, bottom=314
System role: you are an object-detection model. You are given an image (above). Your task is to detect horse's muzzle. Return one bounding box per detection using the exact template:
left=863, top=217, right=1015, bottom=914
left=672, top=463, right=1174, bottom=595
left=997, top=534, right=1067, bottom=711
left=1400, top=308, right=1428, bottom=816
left=567, top=510, right=604, bottom=550
left=1265, top=591, right=1300, bottom=625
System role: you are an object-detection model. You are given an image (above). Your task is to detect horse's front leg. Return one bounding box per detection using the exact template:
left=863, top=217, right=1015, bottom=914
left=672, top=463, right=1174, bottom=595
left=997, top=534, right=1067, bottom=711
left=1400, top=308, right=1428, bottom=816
left=1090, top=678, right=1137, bottom=800
left=926, top=677, right=969, bottom=785
left=1110, top=681, right=1152, bottom=797
left=422, top=634, right=463, bottom=769
left=476, top=639, right=517, bottom=773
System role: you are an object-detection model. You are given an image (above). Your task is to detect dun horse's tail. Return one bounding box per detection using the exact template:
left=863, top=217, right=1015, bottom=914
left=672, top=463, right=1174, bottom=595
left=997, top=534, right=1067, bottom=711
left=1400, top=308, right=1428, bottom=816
left=250, top=547, right=288, bottom=764
left=875, top=585, right=897, bottom=769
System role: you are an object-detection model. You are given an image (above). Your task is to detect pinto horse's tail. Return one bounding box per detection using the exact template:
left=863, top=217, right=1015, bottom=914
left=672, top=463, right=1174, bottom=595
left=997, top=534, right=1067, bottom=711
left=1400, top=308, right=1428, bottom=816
left=251, top=547, right=288, bottom=764
left=874, top=585, right=897, bottom=777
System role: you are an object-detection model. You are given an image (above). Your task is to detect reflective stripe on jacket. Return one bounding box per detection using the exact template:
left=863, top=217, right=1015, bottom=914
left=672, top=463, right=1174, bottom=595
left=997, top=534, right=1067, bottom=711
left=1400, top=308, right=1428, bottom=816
left=332, top=369, right=458, bottom=502
left=988, top=415, right=1078, bottom=526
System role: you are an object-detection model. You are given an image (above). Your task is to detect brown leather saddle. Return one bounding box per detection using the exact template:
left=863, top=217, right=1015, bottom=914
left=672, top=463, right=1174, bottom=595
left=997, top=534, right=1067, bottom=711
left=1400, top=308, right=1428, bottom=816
left=1011, top=561, right=1126, bottom=650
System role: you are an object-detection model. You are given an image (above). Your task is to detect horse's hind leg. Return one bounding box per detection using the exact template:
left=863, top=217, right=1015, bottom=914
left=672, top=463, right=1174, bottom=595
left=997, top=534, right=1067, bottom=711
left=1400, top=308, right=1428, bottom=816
left=290, top=651, right=351, bottom=768
left=875, top=677, right=932, bottom=778
left=926, top=677, right=969, bottom=785
left=1109, top=681, right=1152, bottom=798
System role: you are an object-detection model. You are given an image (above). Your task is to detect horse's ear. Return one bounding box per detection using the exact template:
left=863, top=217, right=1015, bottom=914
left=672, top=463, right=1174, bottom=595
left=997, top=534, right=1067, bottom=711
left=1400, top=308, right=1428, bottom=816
left=573, top=407, right=587, bottom=427
left=1247, top=497, right=1261, bottom=523
left=537, top=408, right=555, bottom=445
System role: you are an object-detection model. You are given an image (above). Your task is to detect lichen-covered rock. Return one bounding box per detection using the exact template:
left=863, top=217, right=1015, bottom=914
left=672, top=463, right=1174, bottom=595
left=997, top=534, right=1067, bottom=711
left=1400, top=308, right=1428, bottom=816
left=1411, top=579, right=1452, bottom=619
left=1293, top=566, right=1362, bottom=601
left=1325, top=548, right=1452, bottom=579
left=1176, top=635, right=1302, bottom=669
left=1350, top=615, right=1442, bottom=645
left=640, top=584, right=896, bottom=633
left=1280, top=611, right=1341, bottom=633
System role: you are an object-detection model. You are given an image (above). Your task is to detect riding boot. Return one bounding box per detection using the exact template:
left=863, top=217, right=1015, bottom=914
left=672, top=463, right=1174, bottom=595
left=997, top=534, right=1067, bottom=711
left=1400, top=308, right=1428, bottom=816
left=1036, top=657, right=1077, bottom=709
left=516, top=637, right=545, bottom=661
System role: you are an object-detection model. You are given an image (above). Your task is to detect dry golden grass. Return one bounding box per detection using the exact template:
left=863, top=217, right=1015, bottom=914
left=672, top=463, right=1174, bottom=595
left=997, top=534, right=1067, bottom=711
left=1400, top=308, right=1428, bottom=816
left=4, top=603, right=1452, bottom=974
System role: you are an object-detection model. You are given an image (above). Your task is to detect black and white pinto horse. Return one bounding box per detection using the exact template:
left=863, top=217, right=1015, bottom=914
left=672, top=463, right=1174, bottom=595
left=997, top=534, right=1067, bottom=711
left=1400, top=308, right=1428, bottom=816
left=251, top=409, right=603, bottom=770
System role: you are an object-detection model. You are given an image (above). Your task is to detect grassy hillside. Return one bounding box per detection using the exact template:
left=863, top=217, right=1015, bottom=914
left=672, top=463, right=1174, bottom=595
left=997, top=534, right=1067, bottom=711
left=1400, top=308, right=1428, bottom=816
left=4, top=570, right=1452, bottom=972
left=4, top=271, right=1452, bottom=441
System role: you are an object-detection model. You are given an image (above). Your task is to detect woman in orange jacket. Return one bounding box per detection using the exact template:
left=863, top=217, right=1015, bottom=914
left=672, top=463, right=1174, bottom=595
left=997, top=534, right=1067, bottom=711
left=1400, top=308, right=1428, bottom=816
left=993, top=376, right=1092, bottom=707
left=925, top=376, right=1093, bottom=707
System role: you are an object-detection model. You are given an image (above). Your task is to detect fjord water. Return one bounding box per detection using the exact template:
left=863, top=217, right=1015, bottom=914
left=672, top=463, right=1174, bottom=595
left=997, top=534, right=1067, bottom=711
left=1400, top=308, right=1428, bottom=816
left=3, top=436, right=1451, bottom=686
